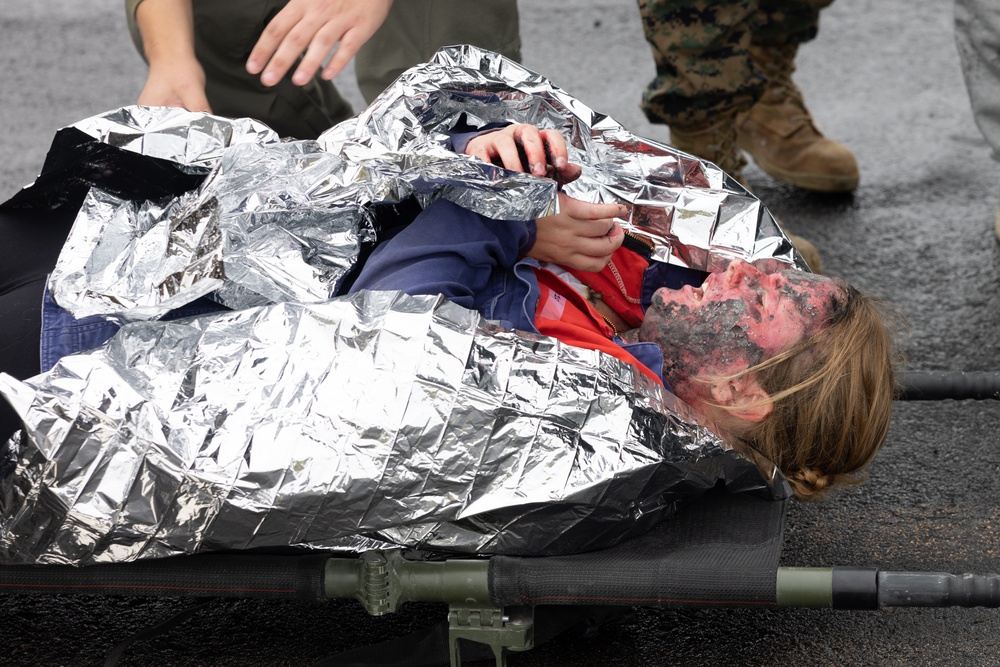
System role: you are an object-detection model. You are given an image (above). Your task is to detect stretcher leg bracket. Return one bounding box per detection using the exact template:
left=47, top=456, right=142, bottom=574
left=449, top=605, right=534, bottom=667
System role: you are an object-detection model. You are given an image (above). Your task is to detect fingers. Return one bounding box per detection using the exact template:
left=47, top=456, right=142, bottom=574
left=138, top=63, right=212, bottom=113
left=320, top=28, right=363, bottom=80
left=246, top=1, right=343, bottom=86
left=246, top=0, right=393, bottom=87
left=528, top=194, right=628, bottom=271
left=560, top=195, right=628, bottom=222
left=465, top=128, right=525, bottom=172
left=553, top=162, right=582, bottom=185
left=559, top=199, right=628, bottom=271
left=563, top=212, right=624, bottom=238
left=464, top=141, right=493, bottom=165
left=246, top=4, right=304, bottom=83
left=466, top=132, right=516, bottom=169
left=560, top=227, right=625, bottom=273
left=292, top=21, right=349, bottom=85
left=538, top=128, right=568, bottom=171
left=510, top=126, right=575, bottom=180
left=513, top=125, right=549, bottom=177
left=492, top=133, right=525, bottom=172
left=464, top=125, right=584, bottom=185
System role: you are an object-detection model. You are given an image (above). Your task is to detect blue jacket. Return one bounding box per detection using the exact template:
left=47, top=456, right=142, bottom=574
left=348, top=198, right=679, bottom=384
left=43, top=197, right=700, bottom=385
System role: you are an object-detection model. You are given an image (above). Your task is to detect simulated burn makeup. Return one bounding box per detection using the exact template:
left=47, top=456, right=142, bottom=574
left=639, top=260, right=846, bottom=390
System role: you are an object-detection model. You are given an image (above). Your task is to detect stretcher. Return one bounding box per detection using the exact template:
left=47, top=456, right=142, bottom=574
left=0, top=369, right=996, bottom=667
left=1, top=48, right=997, bottom=667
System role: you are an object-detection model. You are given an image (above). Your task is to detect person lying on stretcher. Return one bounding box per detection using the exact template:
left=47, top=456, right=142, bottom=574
left=349, top=124, right=898, bottom=500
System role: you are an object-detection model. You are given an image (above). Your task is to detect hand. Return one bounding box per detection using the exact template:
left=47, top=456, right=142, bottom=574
left=529, top=193, right=627, bottom=272
left=138, top=58, right=212, bottom=113
left=246, top=0, right=394, bottom=87
left=465, top=124, right=582, bottom=184
left=134, top=0, right=212, bottom=112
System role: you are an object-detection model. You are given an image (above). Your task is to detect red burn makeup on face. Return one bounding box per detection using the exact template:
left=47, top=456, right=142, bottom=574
left=638, top=260, right=845, bottom=389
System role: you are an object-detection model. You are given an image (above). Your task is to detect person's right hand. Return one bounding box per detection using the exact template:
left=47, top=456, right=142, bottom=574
left=529, top=193, right=627, bottom=272
left=134, top=0, right=212, bottom=112
left=246, top=0, right=394, bottom=87
left=138, top=57, right=212, bottom=113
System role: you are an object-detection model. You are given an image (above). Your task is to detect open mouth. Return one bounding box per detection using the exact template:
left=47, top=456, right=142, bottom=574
left=683, top=284, right=705, bottom=303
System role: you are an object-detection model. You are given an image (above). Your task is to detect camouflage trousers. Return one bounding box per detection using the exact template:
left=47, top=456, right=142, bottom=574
left=638, top=0, right=835, bottom=128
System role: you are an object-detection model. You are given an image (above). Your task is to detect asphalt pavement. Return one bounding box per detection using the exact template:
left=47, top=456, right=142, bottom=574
left=1, top=1, right=999, bottom=665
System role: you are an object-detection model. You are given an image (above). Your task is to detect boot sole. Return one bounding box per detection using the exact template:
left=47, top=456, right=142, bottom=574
left=738, top=138, right=860, bottom=193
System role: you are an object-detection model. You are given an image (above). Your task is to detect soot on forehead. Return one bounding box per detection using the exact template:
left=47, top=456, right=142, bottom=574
left=779, top=271, right=845, bottom=329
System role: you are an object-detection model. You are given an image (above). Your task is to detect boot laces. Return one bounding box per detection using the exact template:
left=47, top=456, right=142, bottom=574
left=710, top=124, right=747, bottom=176
left=671, top=118, right=747, bottom=181
left=754, top=44, right=814, bottom=128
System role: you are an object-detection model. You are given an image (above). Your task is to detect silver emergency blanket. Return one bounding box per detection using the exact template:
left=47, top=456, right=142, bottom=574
left=0, top=291, right=775, bottom=565
left=48, top=46, right=803, bottom=322
left=0, top=46, right=796, bottom=565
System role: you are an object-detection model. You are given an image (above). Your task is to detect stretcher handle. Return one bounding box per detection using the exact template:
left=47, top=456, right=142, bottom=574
left=896, top=371, right=1000, bottom=401
left=777, top=567, right=1000, bottom=609
left=0, top=553, right=328, bottom=600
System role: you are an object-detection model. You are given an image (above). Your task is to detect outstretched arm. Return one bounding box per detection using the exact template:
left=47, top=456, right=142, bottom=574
left=133, top=0, right=212, bottom=113
left=246, top=0, right=394, bottom=87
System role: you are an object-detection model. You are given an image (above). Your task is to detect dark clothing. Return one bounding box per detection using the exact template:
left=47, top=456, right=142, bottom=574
left=126, top=0, right=353, bottom=139
left=126, top=0, right=521, bottom=139
left=354, top=0, right=521, bottom=103
left=0, top=207, right=74, bottom=439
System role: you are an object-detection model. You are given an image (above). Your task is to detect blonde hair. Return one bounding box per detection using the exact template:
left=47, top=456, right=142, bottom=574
left=733, top=286, right=900, bottom=501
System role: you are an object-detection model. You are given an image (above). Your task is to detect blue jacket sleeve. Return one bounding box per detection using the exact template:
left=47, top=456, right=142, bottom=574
left=348, top=199, right=535, bottom=313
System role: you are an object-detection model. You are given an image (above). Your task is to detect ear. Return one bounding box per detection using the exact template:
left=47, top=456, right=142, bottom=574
left=708, top=375, right=774, bottom=423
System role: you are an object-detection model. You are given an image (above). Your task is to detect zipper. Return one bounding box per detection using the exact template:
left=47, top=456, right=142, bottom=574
left=595, top=310, right=619, bottom=338
left=622, top=230, right=655, bottom=256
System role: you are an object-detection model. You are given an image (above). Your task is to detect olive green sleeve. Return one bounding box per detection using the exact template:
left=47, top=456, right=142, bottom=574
left=124, top=0, right=147, bottom=57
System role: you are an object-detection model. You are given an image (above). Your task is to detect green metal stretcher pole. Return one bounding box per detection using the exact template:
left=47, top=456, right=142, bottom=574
left=324, top=552, right=527, bottom=667
left=324, top=551, right=492, bottom=615
left=776, top=567, right=877, bottom=609
left=776, top=567, right=835, bottom=608
left=777, top=567, right=1000, bottom=608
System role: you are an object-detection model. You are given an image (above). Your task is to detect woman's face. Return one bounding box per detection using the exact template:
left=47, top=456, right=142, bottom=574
left=639, top=259, right=845, bottom=387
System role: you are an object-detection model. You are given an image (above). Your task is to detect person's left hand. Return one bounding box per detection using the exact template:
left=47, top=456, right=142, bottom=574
left=465, top=124, right=581, bottom=184
left=529, top=193, right=627, bottom=272
left=246, top=0, right=393, bottom=87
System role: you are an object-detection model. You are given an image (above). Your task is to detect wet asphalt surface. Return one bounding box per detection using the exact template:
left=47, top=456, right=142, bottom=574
left=1, top=0, right=1000, bottom=665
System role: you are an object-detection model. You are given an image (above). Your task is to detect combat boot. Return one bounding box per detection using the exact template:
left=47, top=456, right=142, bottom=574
left=737, top=43, right=860, bottom=193
left=785, top=232, right=823, bottom=273
left=670, top=115, right=749, bottom=186
left=669, top=117, right=824, bottom=272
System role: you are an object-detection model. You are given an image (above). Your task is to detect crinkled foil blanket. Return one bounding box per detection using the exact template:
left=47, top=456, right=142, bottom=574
left=0, top=46, right=795, bottom=565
